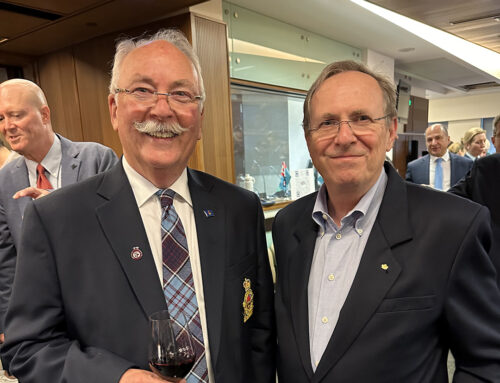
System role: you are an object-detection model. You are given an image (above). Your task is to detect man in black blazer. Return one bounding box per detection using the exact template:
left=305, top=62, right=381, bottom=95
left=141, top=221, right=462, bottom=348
left=449, top=153, right=500, bottom=280
left=405, top=124, right=472, bottom=190
left=2, top=29, right=275, bottom=383
left=273, top=60, right=500, bottom=382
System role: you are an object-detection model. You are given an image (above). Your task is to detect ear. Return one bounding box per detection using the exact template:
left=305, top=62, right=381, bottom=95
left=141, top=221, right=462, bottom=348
left=385, top=117, right=398, bottom=152
left=197, top=106, right=204, bottom=140
left=40, top=105, right=50, bottom=125
left=108, top=94, right=119, bottom=132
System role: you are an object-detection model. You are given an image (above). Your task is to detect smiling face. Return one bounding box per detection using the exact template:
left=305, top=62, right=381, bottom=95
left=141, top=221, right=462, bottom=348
left=306, top=71, right=397, bottom=198
left=0, top=82, right=53, bottom=162
left=425, top=125, right=450, bottom=157
left=108, top=40, right=203, bottom=187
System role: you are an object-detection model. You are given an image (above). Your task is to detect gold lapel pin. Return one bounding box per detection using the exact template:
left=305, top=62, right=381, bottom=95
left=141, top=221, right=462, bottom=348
left=381, top=264, right=389, bottom=272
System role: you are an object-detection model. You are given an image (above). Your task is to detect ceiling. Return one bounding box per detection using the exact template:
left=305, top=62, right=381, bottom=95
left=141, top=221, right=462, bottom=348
left=1, top=0, right=500, bottom=99
left=229, top=0, right=500, bottom=98
left=0, top=0, right=203, bottom=65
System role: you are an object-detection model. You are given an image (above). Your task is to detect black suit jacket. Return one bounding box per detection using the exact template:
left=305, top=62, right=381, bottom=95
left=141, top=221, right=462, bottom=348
left=3, top=162, right=275, bottom=383
left=449, top=153, right=500, bottom=280
left=273, top=163, right=500, bottom=382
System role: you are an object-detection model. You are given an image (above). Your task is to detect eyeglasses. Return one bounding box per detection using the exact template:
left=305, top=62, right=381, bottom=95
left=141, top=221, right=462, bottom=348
left=309, top=114, right=390, bottom=138
left=115, top=87, right=202, bottom=108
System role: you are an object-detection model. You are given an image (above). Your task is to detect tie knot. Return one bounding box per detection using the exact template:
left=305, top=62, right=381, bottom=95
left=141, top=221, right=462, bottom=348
left=156, top=189, right=176, bottom=208
left=36, top=163, right=46, bottom=174
left=435, top=157, right=443, bottom=164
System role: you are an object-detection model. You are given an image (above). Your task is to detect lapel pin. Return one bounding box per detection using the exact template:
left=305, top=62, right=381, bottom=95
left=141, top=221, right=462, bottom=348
left=203, top=209, right=215, bottom=218
left=381, top=264, right=389, bottom=273
left=131, top=246, right=143, bottom=260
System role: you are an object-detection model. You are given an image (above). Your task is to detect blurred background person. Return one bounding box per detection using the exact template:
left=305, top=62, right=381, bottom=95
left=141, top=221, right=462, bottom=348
left=463, top=127, right=487, bottom=160
left=0, top=138, right=18, bottom=170
left=492, top=115, right=500, bottom=153
left=406, top=124, right=472, bottom=190
left=448, top=141, right=465, bottom=156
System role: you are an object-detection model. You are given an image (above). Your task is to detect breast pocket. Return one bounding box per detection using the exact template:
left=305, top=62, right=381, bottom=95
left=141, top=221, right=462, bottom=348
left=377, top=295, right=436, bottom=313
left=226, top=253, right=256, bottom=280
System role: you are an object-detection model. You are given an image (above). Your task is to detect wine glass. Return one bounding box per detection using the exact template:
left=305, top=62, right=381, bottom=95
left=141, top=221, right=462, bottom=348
left=148, top=310, right=196, bottom=382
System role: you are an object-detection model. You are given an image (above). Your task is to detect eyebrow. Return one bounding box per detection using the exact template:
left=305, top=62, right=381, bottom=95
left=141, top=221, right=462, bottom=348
left=126, top=76, right=197, bottom=91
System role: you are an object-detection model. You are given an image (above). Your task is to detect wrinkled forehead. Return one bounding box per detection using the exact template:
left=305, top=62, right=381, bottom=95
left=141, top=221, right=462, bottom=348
left=118, top=40, right=199, bottom=87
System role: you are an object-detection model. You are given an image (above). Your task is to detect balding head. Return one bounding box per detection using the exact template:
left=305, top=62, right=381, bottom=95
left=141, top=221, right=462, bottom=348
left=0, top=79, right=54, bottom=162
left=425, top=124, right=450, bottom=157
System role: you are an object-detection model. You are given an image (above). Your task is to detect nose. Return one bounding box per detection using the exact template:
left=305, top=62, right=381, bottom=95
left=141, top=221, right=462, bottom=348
left=335, top=121, right=357, bottom=144
left=150, top=94, right=175, bottom=118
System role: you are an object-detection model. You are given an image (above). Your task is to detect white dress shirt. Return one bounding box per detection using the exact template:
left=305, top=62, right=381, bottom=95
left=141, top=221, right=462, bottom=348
left=122, top=157, right=215, bottom=382
left=429, top=151, right=451, bottom=190
left=25, top=133, right=62, bottom=188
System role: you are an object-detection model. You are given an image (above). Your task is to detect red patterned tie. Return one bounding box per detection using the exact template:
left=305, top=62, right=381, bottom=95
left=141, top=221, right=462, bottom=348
left=36, top=164, right=53, bottom=189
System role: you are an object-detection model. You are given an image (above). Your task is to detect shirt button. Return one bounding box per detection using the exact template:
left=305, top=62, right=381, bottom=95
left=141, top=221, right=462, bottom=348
left=335, top=233, right=342, bottom=240
left=315, top=361, right=319, bottom=366
left=321, top=316, right=328, bottom=324
left=357, top=228, right=363, bottom=234
left=322, top=213, right=328, bottom=220
left=328, top=274, right=335, bottom=281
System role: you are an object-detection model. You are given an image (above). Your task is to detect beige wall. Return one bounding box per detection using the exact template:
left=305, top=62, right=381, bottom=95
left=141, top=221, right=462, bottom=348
left=429, top=91, right=500, bottom=123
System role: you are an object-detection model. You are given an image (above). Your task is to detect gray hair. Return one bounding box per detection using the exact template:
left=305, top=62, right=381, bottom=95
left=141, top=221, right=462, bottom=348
left=303, top=60, right=397, bottom=132
left=109, top=29, right=205, bottom=107
left=427, top=123, right=449, bottom=136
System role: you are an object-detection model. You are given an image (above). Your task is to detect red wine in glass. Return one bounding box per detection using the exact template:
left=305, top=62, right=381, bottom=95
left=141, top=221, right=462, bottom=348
left=149, top=310, right=196, bottom=381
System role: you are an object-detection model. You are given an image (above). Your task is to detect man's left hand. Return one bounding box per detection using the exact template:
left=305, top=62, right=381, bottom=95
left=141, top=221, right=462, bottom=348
left=13, top=187, right=51, bottom=200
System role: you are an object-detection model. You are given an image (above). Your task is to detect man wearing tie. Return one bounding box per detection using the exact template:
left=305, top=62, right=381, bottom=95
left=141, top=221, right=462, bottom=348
left=273, top=60, right=500, bottom=382
left=405, top=124, right=472, bottom=190
left=2, top=29, right=275, bottom=383
left=0, top=79, right=118, bottom=366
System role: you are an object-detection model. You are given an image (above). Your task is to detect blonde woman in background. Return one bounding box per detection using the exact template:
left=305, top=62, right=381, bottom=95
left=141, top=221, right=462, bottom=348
left=448, top=141, right=465, bottom=156
left=0, top=138, right=18, bottom=169
left=463, top=127, right=487, bottom=160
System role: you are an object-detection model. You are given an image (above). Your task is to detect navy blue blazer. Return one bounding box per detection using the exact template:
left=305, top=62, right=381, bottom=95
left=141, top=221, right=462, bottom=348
left=273, top=162, right=500, bottom=382
left=405, top=152, right=472, bottom=189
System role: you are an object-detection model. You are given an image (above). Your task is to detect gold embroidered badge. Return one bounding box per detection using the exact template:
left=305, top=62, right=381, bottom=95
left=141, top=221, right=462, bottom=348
left=242, top=278, right=254, bottom=323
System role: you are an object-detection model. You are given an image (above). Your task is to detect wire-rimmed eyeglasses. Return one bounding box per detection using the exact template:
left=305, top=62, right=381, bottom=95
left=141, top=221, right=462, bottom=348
left=115, top=87, right=202, bottom=108
left=308, top=114, right=391, bottom=138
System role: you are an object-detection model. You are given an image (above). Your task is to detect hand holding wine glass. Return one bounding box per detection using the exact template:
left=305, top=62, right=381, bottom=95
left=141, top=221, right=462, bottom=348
left=119, top=368, right=186, bottom=383
left=148, top=311, right=196, bottom=382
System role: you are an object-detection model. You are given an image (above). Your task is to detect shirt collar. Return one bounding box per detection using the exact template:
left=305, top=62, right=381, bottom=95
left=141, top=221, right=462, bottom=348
left=25, top=133, right=61, bottom=178
left=122, top=156, right=192, bottom=208
left=430, top=150, right=449, bottom=162
left=312, top=168, right=387, bottom=231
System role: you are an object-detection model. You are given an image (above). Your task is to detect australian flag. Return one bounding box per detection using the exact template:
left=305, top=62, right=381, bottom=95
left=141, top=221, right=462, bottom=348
left=279, top=161, right=291, bottom=192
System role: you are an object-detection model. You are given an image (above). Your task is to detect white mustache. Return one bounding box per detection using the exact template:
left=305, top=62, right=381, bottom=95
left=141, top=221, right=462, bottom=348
left=133, top=120, right=187, bottom=138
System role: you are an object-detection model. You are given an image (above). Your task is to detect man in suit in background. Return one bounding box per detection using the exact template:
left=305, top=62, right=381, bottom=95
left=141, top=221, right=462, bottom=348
left=273, top=60, right=500, bottom=382
left=2, top=29, right=275, bottom=383
left=449, top=153, right=500, bottom=281
left=492, top=114, right=500, bottom=153
left=405, top=123, right=472, bottom=190
left=0, top=79, right=118, bottom=365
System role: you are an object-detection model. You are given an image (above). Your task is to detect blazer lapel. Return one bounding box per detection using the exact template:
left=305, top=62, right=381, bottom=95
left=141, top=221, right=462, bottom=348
left=188, top=169, right=225, bottom=368
left=10, top=158, right=31, bottom=218
left=289, top=195, right=318, bottom=379
left=59, top=135, right=81, bottom=186
left=313, top=164, right=412, bottom=382
left=422, top=155, right=430, bottom=185
left=95, top=163, right=166, bottom=318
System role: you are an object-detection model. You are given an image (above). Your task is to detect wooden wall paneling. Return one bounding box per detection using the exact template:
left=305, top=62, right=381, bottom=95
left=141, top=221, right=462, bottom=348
left=36, top=48, right=84, bottom=141
left=73, top=34, right=122, bottom=156
left=192, top=14, right=235, bottom=183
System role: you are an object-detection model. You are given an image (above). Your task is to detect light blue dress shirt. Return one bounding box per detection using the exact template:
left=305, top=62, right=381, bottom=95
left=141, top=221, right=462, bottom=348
left=308, top=169, right=388, bottom=370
